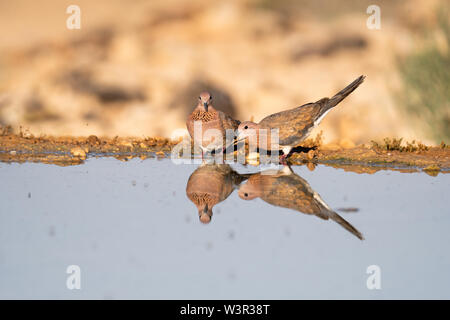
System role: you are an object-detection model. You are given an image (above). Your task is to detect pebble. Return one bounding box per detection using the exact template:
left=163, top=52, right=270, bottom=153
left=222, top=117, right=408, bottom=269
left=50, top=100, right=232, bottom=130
left=87, top=135, right=100, bottom=145
left=70, top=147, right=87, bottom=159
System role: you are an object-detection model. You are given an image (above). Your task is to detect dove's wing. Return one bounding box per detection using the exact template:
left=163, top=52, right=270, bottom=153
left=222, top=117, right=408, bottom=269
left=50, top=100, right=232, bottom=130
left=186, top=112, right=195, bottom=139
left=218, top=110, right=240, bottom=150
left=259, top=173, right=364, bottom=240
left=258, top=103, right=324, bottom=146
left=258, top=75, right=365, bottom=146
left=259, top=174, right=326, bottom=215
left=218, top=110, right=240, bottom=131
left=299, top=178, right=364, bottom=240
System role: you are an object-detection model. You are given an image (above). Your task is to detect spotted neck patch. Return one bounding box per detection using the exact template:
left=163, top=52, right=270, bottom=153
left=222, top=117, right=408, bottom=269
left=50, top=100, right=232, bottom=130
left=192, top=110, right=214, bottom=122
left=190, top=192, right=217, bottom=206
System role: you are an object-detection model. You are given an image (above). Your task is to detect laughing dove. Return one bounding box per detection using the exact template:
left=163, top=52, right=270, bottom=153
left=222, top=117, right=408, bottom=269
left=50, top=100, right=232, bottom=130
left=186, top=92, right=240, bottom=153
left=238, top=166, right=364, bottom=240
left=186, top=164, right=250, bottom=224
left=236, top=75, right=365, bottom=160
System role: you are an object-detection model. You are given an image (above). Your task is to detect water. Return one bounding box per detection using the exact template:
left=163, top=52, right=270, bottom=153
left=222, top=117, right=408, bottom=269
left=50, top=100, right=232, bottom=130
left=0, top=157, right=449, bottom=299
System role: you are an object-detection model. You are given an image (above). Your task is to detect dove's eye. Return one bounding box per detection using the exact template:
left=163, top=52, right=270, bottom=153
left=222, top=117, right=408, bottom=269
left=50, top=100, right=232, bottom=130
left=244, top=125, right=248, bottom=130
left=244, top=193, right=248, bottom=197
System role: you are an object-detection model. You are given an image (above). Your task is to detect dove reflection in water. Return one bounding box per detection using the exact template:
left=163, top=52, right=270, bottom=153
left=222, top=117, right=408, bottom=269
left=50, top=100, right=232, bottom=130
left=238, top=166, right=364, bottom=240
left=186, top=164, right=250, bottom=224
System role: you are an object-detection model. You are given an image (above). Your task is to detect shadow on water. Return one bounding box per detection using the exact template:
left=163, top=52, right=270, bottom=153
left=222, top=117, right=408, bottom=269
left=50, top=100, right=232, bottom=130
left=186, top=164, right=363, bottom=240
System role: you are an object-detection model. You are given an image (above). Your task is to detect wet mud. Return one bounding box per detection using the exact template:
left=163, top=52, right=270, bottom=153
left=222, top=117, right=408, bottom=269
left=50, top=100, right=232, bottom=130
left=0, top=132, right=448, bottom=175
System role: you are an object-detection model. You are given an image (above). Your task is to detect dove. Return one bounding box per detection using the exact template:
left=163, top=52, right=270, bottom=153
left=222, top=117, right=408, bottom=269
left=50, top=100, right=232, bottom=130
left=186, top=164, right=250, bottom=224
left=236, top=75, right=365, bottom=161
left=186, top=92, right=240, bottom=154
left=238, top=166, right=364, bottom=240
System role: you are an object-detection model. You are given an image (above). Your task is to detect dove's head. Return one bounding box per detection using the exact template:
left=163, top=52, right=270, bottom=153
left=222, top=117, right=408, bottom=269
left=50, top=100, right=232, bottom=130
left=236, top=121, right=260, bottom=142
left=198, top=204, right=213, bottom=224
left=198, top=91, right=213, bottom=111
left=238, top=182, right=260, bottom=200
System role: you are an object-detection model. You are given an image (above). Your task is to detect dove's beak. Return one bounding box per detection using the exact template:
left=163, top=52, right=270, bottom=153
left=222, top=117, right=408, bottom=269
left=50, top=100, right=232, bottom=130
left=203, top=102, right=208, bottom=111
left=235, top=131, right=246, bottom=143
left=199, top=205, right=211, bottom=224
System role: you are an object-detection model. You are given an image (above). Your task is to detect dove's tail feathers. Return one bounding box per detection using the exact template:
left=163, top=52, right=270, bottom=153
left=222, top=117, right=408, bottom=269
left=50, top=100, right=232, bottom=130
left=318, top=75, right=365, bottom=113
left=328, top=210, right=365, bottom=240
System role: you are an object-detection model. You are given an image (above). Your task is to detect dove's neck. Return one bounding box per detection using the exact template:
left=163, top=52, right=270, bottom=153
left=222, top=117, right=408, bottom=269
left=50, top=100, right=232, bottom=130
left=197, top=104, right=213, bottom=113
left=192, top=106, right=215, bottom=121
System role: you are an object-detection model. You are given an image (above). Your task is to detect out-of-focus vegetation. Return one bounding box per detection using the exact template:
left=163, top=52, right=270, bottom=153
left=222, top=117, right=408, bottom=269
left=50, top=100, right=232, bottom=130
left=0, top=0, right=447, bottom=144
left=398, top=6, right=450, bottom=143
left=371, top=138, right=429, bottom=152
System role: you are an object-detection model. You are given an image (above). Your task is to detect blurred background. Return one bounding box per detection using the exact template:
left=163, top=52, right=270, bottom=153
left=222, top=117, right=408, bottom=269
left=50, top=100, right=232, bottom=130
left=0, top=0, right=448, bottom=145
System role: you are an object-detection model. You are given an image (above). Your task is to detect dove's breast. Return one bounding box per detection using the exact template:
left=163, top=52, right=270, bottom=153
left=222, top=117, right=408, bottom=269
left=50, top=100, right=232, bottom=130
left=187, top=110, right=224, bottom=149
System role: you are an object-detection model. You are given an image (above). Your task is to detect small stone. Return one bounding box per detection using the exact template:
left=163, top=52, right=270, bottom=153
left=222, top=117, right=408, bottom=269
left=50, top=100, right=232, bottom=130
left=10, top=150, right=17, bottom=155
left=87, top=135, right=100, bottom=145
left=246, top=152, right=259, bottom=160
left=306, top=162, right=316, bottom=171
left=22, top=130, right=33, bottom=139
left=70, top=147, right=87, bottom=159
left=423, top=164, right=440, bottom=176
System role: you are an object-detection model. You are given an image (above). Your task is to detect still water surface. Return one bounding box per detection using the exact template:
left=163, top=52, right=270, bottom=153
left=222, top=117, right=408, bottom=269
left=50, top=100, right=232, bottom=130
left=0, top=158, right=448, bottom=299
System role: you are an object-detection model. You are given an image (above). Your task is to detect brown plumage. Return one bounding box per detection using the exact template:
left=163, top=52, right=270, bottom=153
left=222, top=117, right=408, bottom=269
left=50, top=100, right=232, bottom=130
left=237, top=75, right=365, bottom=158
left=186, top=92, right=240, bottom=152
left=238, top=166, right=364, bottom=240
left=186, top=164, right=249, bottom=223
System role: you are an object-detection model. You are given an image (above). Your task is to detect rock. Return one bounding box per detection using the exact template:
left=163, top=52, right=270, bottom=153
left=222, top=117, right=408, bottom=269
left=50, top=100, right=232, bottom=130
left=247, top=152, right=259, bottom=160
left=70, top=147, right=87, bottom=159
left=87, top=135, right=100, bottom=145
left=22, top=131, right=33, bottom=139
left=306, top=162, right=316, bottom=171
left=423, top=164, right=440, bottom=176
